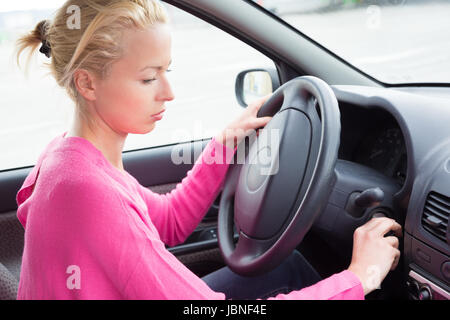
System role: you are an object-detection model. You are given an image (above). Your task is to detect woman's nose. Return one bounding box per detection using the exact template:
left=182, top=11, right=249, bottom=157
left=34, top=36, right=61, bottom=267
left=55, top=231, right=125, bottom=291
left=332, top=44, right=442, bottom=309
left=165, top=84, right=175, bottom=102
left=158, top=75, right=175, bottom=102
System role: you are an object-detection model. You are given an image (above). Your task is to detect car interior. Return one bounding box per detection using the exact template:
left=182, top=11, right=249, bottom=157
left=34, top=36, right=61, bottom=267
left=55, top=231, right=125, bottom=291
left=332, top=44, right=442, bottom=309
left=0, top=0, right=449, bottom=300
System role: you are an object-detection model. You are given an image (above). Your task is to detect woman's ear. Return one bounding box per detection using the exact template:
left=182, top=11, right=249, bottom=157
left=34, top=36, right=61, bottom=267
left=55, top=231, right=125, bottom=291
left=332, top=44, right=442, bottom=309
left=73, top=69, right=97, bottom=101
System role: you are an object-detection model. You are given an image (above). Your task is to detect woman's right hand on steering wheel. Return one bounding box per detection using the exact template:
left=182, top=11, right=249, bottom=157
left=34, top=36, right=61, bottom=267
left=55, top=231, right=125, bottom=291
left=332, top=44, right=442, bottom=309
left=347, top=217, right=403, bottom=296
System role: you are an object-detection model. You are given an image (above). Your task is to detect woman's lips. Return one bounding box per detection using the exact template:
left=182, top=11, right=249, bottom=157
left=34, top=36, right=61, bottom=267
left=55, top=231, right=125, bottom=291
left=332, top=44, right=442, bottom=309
left=151, top=109, right=165, bottom=120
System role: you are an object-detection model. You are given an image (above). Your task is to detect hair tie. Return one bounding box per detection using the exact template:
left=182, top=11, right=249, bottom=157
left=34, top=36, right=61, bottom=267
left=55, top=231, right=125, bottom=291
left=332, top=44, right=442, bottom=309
left=39, top=40, right=51, bottom=58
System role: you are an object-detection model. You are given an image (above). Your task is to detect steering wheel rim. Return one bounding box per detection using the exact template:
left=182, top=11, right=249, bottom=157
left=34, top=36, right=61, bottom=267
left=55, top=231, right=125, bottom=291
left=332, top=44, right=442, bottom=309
left=218, top=76, right=341, bottom=276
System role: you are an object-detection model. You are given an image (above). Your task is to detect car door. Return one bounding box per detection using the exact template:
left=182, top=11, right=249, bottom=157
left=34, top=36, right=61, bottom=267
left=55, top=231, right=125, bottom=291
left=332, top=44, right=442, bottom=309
left=0, top=0, right=280, bottom=294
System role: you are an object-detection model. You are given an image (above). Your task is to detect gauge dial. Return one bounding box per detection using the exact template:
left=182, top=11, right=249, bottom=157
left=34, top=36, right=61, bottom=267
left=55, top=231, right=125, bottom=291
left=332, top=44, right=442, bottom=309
left=355, top=127, right=407, bottom=184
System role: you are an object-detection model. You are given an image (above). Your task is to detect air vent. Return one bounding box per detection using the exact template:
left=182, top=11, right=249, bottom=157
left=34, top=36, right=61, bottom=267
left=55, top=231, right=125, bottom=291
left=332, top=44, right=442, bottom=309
left=422, top=192, right=449, bottom=242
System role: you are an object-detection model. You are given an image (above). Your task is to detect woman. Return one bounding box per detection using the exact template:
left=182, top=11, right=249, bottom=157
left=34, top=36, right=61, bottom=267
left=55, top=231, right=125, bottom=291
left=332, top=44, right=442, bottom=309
left=15, top=0, right=401, bottom=300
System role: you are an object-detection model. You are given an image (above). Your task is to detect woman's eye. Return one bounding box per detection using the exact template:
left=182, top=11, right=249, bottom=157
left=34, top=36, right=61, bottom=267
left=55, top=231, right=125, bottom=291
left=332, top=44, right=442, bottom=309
left=142, top=69, right=171, bottom=84
left=142, top=78, right=156, bottom=85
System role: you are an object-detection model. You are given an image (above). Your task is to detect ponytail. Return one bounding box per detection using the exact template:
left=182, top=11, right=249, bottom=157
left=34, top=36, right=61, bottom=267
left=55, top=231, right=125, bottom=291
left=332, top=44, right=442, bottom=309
left=16, top=20, right=52, bottom=71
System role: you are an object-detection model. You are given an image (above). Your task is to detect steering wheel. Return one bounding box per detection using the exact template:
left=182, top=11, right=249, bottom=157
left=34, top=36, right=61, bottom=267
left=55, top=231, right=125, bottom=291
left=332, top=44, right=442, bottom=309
left=218, top=76, right=341, bottom=276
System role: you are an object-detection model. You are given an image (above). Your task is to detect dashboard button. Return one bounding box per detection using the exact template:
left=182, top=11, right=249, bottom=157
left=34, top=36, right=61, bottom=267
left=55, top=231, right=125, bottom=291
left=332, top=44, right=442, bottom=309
left=442, top=261, right=450, bottom=283
left=415, top=248, right=431, bottom=263
left=418, top=286, right=433, bottom=300
left=407, top=279, right=420, bottom=297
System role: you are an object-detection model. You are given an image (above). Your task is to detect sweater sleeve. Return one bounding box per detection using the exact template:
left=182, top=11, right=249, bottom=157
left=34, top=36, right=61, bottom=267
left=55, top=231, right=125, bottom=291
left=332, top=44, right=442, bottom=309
left=137, top=138, right=236, bottom=247
left=268, top=270, right=365, bottom=300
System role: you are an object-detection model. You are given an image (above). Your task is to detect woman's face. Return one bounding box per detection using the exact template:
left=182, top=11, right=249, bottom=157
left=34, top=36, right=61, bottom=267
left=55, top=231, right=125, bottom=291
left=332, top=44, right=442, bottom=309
left=93, top=23, right=174, bottom=135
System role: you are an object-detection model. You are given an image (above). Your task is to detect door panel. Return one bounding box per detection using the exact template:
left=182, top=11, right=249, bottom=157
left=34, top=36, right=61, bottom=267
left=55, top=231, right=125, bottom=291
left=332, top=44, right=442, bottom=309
left=0, top=169, right=32, bottom=214
left=123, top=140, right=209, bottom=187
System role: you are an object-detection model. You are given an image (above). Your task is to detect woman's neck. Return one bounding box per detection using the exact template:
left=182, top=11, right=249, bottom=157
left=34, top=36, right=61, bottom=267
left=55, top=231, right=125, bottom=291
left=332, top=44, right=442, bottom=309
left=66, top=110, right=127, bottom=173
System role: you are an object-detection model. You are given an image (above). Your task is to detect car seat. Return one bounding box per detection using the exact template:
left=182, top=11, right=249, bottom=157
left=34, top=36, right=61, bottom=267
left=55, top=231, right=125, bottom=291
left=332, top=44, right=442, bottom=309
left=0, top=263, right=18, bottom=300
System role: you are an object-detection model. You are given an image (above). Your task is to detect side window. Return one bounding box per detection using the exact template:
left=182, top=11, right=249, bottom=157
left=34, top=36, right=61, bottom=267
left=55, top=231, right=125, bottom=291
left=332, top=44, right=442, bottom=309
left=0, top=2, right=274, bottom=171
left=0, top=5, right=74, bottom=171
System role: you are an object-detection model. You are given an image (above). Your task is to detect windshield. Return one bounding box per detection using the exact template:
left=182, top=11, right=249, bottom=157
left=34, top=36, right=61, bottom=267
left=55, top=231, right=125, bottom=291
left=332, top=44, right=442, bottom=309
left=253, top=0, right=450, bottom=85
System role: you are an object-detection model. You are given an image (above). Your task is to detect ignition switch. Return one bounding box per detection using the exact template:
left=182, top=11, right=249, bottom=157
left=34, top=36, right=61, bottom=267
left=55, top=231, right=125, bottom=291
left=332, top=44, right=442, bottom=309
left=345, top=187, right=385, bottom=218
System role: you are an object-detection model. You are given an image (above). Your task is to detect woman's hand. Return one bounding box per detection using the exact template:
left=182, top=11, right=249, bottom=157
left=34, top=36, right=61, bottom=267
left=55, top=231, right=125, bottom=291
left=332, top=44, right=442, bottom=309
left=215, top=95, right=273, bottom=149
left=347, top=217, right=403, bottom=296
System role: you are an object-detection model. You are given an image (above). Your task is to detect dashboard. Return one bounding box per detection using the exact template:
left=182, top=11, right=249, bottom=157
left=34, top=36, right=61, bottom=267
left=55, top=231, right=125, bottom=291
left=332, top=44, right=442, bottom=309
left=353, top=127, right=407, bottom=186
left=337, top=103, right=408, bottom=187
left=311, top=84, right=450, bottom=300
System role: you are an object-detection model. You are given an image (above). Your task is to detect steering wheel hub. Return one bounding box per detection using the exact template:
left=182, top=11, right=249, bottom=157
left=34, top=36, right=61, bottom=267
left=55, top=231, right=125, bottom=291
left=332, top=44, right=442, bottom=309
left=247, top=147, right=272, bottom=191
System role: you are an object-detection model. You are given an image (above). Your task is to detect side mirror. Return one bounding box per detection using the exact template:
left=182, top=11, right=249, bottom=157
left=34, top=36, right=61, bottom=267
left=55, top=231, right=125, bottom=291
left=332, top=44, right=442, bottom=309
left=235, top=68, right=280, bottom=107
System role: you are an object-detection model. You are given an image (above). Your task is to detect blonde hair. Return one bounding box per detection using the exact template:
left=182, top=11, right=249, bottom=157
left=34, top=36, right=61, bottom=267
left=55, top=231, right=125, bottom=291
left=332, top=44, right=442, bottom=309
left=16, top=0, right=168, bottom=108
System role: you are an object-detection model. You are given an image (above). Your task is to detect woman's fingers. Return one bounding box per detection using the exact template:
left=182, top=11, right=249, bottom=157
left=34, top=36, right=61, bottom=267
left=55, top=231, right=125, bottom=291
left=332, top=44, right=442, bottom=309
left=253, top=116, right=272, bottom=129
left=385, top=236, right=401, bottom=271
left=385, top=236, right=399, bottom=249
left=391, top=248, right=401, bottom=270
left=373, top=220, right=402, bottom=271
left=256, top=94, right=272, bottom=106
left=349, top=217, right=404, bottom=295
left=218, top=94, right=274, bottom=149
left=251, top=94, right=272, bottom=113
left=367, top=217, right=402, bottom=238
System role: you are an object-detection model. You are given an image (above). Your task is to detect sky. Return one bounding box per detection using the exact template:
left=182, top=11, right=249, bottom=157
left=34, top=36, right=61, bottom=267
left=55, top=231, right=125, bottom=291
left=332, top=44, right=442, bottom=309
left=0, top=0, right=62, bottom=13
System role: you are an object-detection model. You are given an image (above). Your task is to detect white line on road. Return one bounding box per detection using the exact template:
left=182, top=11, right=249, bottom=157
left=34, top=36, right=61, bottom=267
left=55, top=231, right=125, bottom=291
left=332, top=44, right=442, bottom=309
left=354, top=47, right=429, bottom=65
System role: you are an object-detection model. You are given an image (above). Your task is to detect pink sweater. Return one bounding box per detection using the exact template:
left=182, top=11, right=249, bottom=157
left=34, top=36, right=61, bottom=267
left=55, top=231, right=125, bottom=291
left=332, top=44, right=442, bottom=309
left=16, top=132, right=364, bottom=300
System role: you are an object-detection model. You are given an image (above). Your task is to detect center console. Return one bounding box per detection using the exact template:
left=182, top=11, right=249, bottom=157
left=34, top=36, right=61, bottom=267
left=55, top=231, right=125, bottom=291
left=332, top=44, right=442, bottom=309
left=404, top=147, right=450, bottom=300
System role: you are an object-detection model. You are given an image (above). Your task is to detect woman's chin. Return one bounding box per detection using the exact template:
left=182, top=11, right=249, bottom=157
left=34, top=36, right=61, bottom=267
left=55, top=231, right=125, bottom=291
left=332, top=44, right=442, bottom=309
left=127, top=123, right=156, bottom=135
left=143, top=123, right=156, bottom=134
